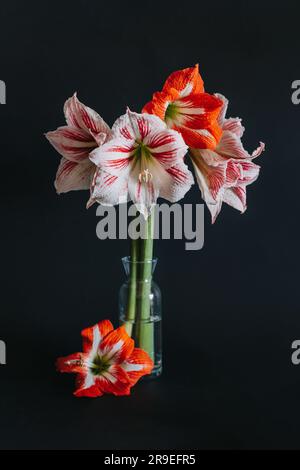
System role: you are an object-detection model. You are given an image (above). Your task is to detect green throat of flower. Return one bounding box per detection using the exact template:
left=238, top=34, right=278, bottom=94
left=134, top=141, right=152, bottom=160
left=90, top=354, right=110, bottom=376
left=165, top=102, right=178, bottom=121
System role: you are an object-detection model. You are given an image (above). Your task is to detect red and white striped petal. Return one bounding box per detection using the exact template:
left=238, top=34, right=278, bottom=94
left=56, top=352, right=85, bottom=374
left=99, top=326, right=134, bottom=364
left=215, top=94, right=245, bottom=137
left=81, top=320, right=114, bottom=355
left=223, top=118, right=245, bottom=138
left=251, top=142, right=265, bottom=159
left=45, top=126, right=97, bottom=162
left=96, top=365, right=131, bottom=396
left=190, top=149, right=225, bottom=223
left=73, top=372, right=100, bottom=398
left=160, top=163, right=194, bottom=203
left=145, top=127, right=188, bottom=169
left=223, top=185, right=247, bottom=213
left=179, top=123, right=222, bottom=149
left=162, top=64, right=204, bottom=97
left=87, top=168, right=128, bottom=209
left=215, top=93, right=228, bottom=127
left=172, top=93, right=223, bottom=130
left=225, top=160, right=243, bottom=186
left=54, top=158, right=95, bottom=194
left=217, top=130, right=251, bottom=159
left=121, top=348, right=154, bottom=386
left=113, top=110, right=167, bottom=142
left=64, top=93, right=111, bottom=139
left=217, top=131, right=265, bottom=161
left=190, top=148, right=228, bottom=204
left=89, top=137, right=136, bottom=178
left=239, top=160, right=260, bottom=185
left=207, top=198, right=223, bottom=224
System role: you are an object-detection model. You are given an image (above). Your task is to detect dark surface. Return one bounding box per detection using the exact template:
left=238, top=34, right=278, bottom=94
left=1, top=0, right=300, bottom=450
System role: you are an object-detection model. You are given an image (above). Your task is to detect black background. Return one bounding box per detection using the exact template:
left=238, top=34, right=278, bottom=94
left=0, top=0, right=300, bottom=450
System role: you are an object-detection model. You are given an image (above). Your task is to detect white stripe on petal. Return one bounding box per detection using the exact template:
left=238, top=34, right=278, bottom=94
left=84, top=371, right=95, bottom=389
left=101, top=371, right=117, bottom=383
left=102, top=339, right=123, bottom=360
left=122, top=363, right=144, bottom=372
left=91, top=325, right=101, bottom=357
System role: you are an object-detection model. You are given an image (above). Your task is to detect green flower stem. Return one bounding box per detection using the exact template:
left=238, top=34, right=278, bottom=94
left=123, top=238, right=139, bottom=336
left=137, top=213, right=155, bottom=360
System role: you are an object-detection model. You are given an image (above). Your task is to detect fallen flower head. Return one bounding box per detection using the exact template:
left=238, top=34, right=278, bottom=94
left=56, top=319, right=153, bottom=397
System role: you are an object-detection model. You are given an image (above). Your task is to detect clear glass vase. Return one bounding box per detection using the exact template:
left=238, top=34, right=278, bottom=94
left=119, top=256, right=162, bottom=378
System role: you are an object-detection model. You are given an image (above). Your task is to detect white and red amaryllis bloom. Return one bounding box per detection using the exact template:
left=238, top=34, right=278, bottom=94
left=142, top=65, right=223, bottom=149
left=189, top=94, right=265, bottom=223
left=45, top=93, right=111, bottom=194
left=88, top=110, right=193, bottom=218
left=56, top=320, right=153, bottom=398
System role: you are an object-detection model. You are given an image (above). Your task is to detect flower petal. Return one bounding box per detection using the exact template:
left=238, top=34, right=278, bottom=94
left=215, top=93, right=229, bottom=127
left=81, top=320, right=114, bottom=355
left=142, top=90, right=179, bottom=121
left=215, top=94, right=245, bottom=137
left=96, top=365, right=131, bottom=396
left=239, top=160, right=260, bottom=185
left=73, top=373, right=101, bottom=398
left=56, top=352, right=84, bottom=374
left=225, top=160, right=242, bottom=186
left=64, top=93, right=111, bottom=138
left=99, top=325, right=134, bottom=364
left=179, top=123, right=222, bottom=149
left=172, top=93, right=223, bottom=130
left=217, top=131, right=265, bottom=160
left=89, top=137, right=136, bottom=178
left=145, top=127, right=188, bottom=169
left=160, top=163, right=194, bottom=203
left=162, top=64, right=204, bottom=97
left=122, top=348, right=154, bottom=385
left=54, top=158, right=94, bottom=193
left=45, top=126, right=96, bottom=162
left=218, top=130, right=248, bottom=159
left=251, top=142, right=265, bottom=159
left=190, top=148, right=227, bottom=203
left=223, top=118, right=245, bottom=138
left=223, top=185, right=247, bottom=213
left=113, top=110, right=167, bottom=141
left=87, top=168, right=128, bottom=209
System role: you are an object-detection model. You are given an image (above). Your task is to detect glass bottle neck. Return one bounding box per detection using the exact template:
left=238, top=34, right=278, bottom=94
left=122, top=256, right=157, bottom=282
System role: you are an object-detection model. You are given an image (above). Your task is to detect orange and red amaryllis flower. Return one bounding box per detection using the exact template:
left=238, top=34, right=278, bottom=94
left=56, top=320, right=153, bottom=397
left=142, top=64, right=223, bottom=149
left=45, top=93, right=111, bottom=194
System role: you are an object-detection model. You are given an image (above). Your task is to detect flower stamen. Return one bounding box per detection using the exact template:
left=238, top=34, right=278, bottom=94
left=139, top=169, right=153, bottom=184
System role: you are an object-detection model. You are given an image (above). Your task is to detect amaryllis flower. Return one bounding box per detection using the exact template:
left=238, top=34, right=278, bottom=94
left=88, top=109, right=193, bottom=218
left=56, top=320, right=153, bottom=398
left=45, top=93, right=111, bottom=193
left=142, top=65, right=223, bottom=149
left=190, top=94, right=265, bottom=223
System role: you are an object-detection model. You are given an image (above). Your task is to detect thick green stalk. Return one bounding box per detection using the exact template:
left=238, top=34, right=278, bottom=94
left=137, top=213, right=155, bottom=360
left=123, top=238, right=138, bottom=335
